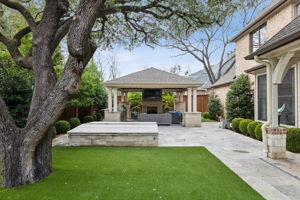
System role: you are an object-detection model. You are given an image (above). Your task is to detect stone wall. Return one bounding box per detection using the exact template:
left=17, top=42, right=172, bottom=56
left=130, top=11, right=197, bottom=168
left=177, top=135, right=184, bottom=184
left=142, top=100, right=163, bottom=114
left=69, top=135, right=158, bottom=146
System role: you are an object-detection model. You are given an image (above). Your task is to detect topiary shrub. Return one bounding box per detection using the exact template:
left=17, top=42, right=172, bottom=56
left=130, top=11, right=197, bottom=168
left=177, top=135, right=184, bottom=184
left=247, top=121, right=262, bottom=139
left=84, top=115, right=95, bottom=123
left=203, top=112, right=209, bottom=119
left=208, top=93, right=222, bottom=121
left=239, top=119, right=253, bottom=135
left=226, top=74, right=254, bottom=122
left=55, top=120, right=71, bottom=134
left=91, top=114, right=97, bottom=121
left=287, top=128, right=300, bottom=153
left=68, top=117, right=81, bottom=129
left=255, top=123, right=263, bottom=141
left=96, top=112, right=104, bottom=121
left=231, top=118, right=244, bottom=133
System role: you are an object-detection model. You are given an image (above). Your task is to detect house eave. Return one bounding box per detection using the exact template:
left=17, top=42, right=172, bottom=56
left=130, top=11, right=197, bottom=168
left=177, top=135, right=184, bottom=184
left=230, top=0, right=287, bottom=43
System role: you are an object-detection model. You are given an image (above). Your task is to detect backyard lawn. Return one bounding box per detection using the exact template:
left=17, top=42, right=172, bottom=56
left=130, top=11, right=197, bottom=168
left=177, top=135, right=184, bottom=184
left=0, top=147, right=263, bottom=200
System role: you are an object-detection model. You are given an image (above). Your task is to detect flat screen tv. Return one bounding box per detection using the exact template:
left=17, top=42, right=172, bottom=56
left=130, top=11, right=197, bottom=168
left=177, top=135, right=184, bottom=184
left=143, top=89, right=162, bottom=101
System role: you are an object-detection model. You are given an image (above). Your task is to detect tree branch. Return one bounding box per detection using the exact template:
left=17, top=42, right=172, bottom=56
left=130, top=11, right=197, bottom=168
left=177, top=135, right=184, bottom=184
left=0, top=32, right=32, bottom=69
left=0, top=97, right=17, bottom=132
left=0, top=0, right=36, bottom=30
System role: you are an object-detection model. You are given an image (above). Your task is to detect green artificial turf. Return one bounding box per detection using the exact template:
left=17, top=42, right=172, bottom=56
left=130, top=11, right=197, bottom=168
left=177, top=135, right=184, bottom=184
left=0, top=147, right=263, bottom=200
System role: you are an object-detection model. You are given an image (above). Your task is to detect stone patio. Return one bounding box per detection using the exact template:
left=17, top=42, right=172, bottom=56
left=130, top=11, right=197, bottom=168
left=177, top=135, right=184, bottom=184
left=53, top=122, right=300, bottom=200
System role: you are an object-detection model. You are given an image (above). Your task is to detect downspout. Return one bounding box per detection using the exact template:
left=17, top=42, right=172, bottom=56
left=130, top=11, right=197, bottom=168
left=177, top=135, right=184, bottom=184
left=254, top=56, right=272, bottom=158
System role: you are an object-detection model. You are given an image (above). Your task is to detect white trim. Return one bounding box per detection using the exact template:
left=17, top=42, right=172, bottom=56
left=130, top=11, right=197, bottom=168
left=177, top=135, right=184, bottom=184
left=297, top=62, right=300, bottom=127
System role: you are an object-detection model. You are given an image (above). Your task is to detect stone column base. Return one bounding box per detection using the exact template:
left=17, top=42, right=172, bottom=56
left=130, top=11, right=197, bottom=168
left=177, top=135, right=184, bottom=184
left=266, top=127, right=288, bottom=159
left=104, top=110, right=121, bottom=122
left=183, top=112, right=201, bottom=127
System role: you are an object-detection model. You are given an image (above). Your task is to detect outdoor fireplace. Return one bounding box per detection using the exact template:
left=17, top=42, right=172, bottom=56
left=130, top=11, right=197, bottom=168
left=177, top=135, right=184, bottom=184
left=147, top=107, right=158, bottom=114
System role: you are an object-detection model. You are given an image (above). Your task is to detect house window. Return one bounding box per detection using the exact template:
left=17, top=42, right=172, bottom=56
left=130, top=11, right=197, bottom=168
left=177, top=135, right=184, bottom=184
left=257, top=74, right=267, bottom=121
left=278, top=68, right=295, bottom=126
left=250, top=24, right=267, bottom=52
left=295, top=3, right=300, bottom=17
left=256, top=68, right=295, bottom=126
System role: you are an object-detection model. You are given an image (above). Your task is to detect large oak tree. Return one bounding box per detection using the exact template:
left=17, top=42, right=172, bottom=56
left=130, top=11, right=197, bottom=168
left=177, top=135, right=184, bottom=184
left=0, top=0, right=234, bottom=188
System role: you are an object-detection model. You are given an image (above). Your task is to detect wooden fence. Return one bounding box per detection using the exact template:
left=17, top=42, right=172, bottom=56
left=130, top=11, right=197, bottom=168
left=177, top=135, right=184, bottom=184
left=183, top=95, right=208, bottom=113
left=59, top=106, right=97, bottom=122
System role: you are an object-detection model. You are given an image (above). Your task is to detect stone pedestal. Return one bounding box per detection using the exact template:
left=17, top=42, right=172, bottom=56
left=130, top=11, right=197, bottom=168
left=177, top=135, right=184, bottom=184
left=175, top=102, right=186, bottom=113
left=183, top=112, right=201, bottom=127
left=104, top=110, right=121, bottom=122
left=266, top=127, right=288, bottom=159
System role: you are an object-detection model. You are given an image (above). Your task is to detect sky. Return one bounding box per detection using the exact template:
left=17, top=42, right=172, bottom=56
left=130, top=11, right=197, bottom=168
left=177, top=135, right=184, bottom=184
left=92, top=0, right=272, bottom=80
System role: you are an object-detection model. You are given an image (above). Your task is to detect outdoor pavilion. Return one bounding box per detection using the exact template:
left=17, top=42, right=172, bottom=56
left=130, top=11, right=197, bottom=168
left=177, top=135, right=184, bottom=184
left=102, top=67, right=203, bottom=127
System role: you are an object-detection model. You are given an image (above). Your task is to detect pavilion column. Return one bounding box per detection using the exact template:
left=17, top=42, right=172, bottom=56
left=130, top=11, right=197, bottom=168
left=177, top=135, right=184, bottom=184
left=180, top=92, right=184, bottom=102
left=121, top=92, right=125, bottom=102
left=187, top=88, right=192, bottom=112
left=113, top=88, right=118, bottom=112
left=193, top=88, right=197, bottom=113
left=124, top=92, right=128, bottom=102
left=108, top=88, right=112, bottom=112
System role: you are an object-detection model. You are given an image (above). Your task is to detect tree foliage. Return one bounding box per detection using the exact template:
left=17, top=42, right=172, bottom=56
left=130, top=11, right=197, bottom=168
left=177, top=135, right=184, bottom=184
left=128, top=92, right=142, bottom=112
left=162, top=92, right=176, bottom=112
left=207, top=93, right=222, bottom=120
left=68, top=59, right=106, bottom=108
left=226, top=75, right=254, bottom=121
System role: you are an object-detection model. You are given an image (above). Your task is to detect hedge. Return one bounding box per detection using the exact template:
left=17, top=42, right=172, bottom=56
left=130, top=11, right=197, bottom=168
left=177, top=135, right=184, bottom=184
left=84, top=115, right=95, bottom=123
left=92, top=114, right=97, bottom=121
left=55, top=120, right=71, bottom=134
left=287, top=128, right=300, bottom=153
left=239, top=119, right=253, bottom=135
left=69, top=117, right=81, bottom=129
left=255, top=123, right=263, bottom=141
left=247, top=121, right=262, bottom=139
left=232, top=118, right=244, bottom=133
left=202, top=112, right=209, bottom=119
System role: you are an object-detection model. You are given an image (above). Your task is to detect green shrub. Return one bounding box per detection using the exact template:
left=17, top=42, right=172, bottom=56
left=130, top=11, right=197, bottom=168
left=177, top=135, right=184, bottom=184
left=91, top=114, right=97, bottom=121
left=232, top=118, right=244, bottom=133
left=128, top=92, right=142, bottom=112
left=203, top=112, right=209, bottom=119
left=208, top=93, right=222, bottom=121
left=247, top=121, right=262, bottom=139
left=255, top=124, right=263, bottom=141
left=226, top=74, right=254, bottom=121
left=287, top=128, right=300, bottom=153
left=162, top=93, right=176, bottom=112
left=84, top=115, right=95, bottom=123
left=68, top=117, right=81, bottom=129
left=96, top=112, right=104, bottom=121
left=239, top=119, right=253, bottom=135
left=55, top=120, right=71, bottom=134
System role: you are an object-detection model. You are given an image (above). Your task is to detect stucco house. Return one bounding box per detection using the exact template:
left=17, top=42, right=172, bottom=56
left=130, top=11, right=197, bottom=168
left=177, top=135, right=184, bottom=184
left=232, top=0, right=300, bottom=127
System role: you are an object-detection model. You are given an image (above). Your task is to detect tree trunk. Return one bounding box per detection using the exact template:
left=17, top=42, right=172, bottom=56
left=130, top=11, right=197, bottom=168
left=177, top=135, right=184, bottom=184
left=1, top=138, right=22, bottom=188
left=0, top=0, right=102, bottom=188
left=34, top=128, right=54, bottom=180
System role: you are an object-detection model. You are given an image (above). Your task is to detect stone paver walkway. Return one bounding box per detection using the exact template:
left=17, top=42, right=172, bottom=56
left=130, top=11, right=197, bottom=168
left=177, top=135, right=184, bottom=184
left=53, top=122, right=300, bottom=199
left=159, top=122, right=300, bottom=200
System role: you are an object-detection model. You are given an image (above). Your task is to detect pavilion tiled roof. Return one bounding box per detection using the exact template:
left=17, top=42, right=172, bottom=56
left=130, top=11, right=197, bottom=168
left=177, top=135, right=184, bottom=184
left=103, top=67, right=202, bottom=88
